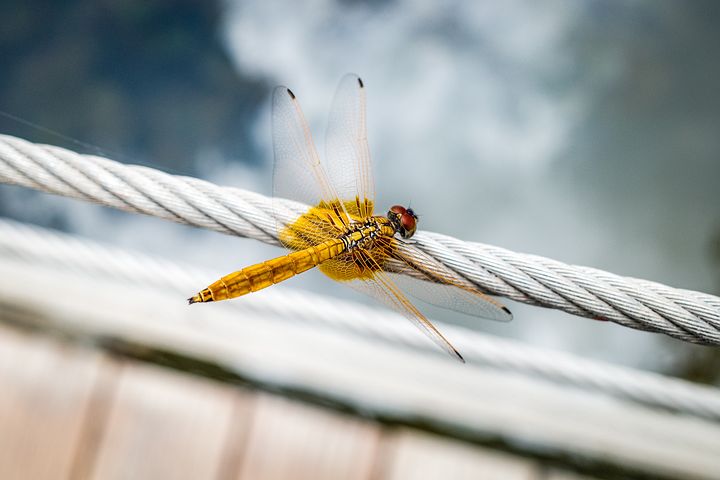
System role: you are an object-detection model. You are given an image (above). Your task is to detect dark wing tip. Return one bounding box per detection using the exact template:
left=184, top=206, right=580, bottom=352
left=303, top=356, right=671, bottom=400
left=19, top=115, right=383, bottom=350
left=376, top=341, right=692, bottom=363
left=286, top=88, right=296, bottom=99
left=357, top=77, right=364, bottom=88
left=454, top=349, right=466, bottom=363
left=502, top=306, right=513, bottom=320
left=187, top=297, right=196, bottom=304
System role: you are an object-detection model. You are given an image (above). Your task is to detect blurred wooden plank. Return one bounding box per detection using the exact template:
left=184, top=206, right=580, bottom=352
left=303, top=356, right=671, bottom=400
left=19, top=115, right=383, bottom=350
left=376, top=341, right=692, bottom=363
left=215, top=393, right=258, bottom=480
left=88, top=362, right=244, bottom=480
left=68, top=357, right=123, bottom=479
left=0, top=325, right=103, bottom=480
left=382, top=429, right=539, bottom=480
left=237, top=394, right=380, bottom=480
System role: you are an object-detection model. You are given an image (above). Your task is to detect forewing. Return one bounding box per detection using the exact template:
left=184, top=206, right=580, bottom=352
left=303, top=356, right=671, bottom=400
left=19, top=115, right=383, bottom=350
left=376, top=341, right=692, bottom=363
left=321, top=249, right=464, bottom=362
left=325, top=74, right=375, bottom=219
left=272, top=86, right=351, bottom=229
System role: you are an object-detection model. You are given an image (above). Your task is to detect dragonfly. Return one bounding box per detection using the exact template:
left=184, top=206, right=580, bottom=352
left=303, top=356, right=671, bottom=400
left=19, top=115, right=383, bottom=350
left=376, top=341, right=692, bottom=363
left=188, top=74, right=512, bottom=361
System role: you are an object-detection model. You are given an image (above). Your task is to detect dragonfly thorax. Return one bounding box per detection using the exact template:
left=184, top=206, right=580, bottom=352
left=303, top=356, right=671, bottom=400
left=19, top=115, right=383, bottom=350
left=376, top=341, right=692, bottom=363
left=341, top=217, right=394, bottom=251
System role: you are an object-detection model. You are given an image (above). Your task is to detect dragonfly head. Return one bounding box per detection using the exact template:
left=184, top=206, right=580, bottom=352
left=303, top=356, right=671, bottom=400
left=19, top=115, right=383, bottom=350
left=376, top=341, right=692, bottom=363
left=388, top=205, right=418, bottom=239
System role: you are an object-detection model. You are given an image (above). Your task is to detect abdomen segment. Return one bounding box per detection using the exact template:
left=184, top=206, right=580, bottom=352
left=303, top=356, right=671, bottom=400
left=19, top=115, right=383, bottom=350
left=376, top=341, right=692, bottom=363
left=188, top=238, right=345, bottom=303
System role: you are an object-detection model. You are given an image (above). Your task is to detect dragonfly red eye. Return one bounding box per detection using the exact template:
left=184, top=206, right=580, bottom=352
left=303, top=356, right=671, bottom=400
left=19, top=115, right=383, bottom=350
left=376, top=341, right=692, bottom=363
left=401, top=212, right=416, bottom=231
left=390, top=205, right=407, bottom=215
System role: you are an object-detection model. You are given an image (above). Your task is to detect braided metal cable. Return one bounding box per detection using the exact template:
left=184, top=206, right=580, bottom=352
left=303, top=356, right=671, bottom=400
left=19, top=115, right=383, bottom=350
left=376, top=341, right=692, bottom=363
left=1, top=133, right=720, bottom=345
left=1, top=217, right=720, bottom=421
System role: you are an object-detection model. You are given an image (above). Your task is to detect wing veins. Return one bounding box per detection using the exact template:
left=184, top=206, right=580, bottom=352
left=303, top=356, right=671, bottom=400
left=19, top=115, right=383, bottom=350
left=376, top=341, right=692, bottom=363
left=354, top=247, right=464, bottom=362
left=370, top=238, right=512, bottom=321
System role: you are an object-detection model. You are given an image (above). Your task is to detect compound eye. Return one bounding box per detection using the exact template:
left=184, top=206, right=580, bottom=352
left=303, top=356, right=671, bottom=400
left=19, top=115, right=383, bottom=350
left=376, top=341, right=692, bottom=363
left=390, top=205, right=407, bottom=215
left=400, top=213, right=417, bottom=232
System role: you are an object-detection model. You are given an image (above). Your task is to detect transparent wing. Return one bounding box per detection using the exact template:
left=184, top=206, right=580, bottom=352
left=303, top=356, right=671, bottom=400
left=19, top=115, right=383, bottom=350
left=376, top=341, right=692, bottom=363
left=320, top=248, right=464, bottom=362
left=387, top=273, right=513, bottom=322
left=324, top=73, right=375, bottom=219
left=272, top=85, right=351, bottom=243
left=375, top=238, right=513, bottom=322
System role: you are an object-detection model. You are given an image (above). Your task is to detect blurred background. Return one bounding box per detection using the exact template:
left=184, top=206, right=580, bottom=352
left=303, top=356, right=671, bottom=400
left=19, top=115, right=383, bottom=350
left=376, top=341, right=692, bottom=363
left=1, top=0, right=719, bottom=383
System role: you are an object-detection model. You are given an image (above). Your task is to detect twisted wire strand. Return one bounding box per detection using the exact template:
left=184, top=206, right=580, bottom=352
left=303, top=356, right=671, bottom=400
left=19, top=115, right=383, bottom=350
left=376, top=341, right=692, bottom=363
left=1, top=133, right=720, bottom=346
left=1, top=217, right=720, bottom=421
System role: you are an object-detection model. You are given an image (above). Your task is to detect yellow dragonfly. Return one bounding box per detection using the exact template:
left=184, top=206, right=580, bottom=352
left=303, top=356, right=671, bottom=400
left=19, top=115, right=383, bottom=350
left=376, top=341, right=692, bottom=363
left=189, top=74, right=512, bottom=361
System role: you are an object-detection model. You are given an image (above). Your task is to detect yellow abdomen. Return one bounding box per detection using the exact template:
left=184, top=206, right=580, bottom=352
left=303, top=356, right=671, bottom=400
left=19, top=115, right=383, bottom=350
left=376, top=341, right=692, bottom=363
left=189, top=238, right=346, bottom=303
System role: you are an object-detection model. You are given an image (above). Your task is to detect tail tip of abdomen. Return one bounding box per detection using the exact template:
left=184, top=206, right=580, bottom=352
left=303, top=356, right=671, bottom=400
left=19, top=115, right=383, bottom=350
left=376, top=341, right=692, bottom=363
left=188, top=290, right=213, bottom=304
